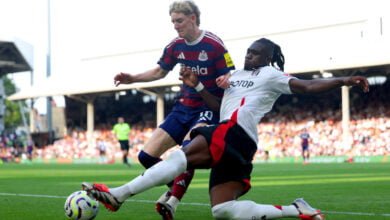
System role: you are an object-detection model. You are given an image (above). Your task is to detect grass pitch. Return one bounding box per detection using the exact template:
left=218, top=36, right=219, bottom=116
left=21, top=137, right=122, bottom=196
left=0, top=162, right=389, bottom=220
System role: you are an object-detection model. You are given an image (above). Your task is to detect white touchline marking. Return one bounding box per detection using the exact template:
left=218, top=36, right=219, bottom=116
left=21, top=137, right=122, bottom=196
left=323, top=210, right=390, bottom=217
left=1, top=192, right=389, bottom=217
left=0, top=192, right=209, bottom=206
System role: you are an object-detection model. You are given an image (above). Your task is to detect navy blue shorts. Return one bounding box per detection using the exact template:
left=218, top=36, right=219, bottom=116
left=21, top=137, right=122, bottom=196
left=191, top=120, right=257, bottom=195
left=119, top=140, right=129, bottom=151
left=160, top=104, right=219, bottom=145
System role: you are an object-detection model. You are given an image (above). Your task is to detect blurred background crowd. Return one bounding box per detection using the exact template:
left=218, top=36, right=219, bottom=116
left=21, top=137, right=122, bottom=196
left=1, top=80, right=389, bottom=164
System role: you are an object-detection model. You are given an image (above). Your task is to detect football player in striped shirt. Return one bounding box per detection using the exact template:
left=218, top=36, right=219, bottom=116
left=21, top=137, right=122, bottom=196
left=111, top=0, right=234, bottom=218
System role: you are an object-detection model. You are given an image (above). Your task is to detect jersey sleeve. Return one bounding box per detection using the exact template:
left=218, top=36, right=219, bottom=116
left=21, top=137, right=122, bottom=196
left=213, top=43, right=235, bottom=76
left=269, top=69, right=297, bottom=94
left=157, top=40, right=178, bottom=71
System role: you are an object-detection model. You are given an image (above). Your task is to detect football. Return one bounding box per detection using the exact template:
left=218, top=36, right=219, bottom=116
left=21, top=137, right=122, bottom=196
left=64, top=190, right=99, bottom=220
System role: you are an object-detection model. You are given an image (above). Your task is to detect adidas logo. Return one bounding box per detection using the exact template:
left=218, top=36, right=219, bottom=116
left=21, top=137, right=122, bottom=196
left=176, top=180, right=186, bottom=187
left=177, top=52, right=185, bottom=59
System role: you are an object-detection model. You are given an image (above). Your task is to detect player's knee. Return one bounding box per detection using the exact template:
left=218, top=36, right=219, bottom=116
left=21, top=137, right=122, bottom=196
left=167, top=150, right=187, bottom=171
left=211, top=201, right=235, bottom=219
left=138, top=150, right=161, bottom=169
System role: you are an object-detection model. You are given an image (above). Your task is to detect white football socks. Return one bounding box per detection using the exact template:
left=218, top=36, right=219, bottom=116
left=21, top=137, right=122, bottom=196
left=166, top=196, right=180, bottom=211
left=211, top=200, right=299, bottom=219
left=110, top=150, right=187, bottom=202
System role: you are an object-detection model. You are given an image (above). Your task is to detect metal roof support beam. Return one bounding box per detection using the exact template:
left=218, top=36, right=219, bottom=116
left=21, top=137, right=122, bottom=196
left=341, top=86, right=351, bottom=148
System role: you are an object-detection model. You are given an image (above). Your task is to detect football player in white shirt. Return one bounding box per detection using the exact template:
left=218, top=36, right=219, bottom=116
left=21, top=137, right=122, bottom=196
left=83, top=38, right=368, bottom=220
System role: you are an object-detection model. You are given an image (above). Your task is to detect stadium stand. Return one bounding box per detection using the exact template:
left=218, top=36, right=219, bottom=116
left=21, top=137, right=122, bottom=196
left=1, top=79, right=388, bottom=163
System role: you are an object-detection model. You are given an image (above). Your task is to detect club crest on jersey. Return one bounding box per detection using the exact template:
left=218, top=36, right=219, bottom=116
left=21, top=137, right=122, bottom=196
left=252, top=69, right=261, bottom=76
left=198, top=50, right=208, bottom=61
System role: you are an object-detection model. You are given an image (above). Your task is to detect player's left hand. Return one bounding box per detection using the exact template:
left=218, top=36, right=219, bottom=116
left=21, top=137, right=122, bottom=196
left=345, top=76, right=370, bottom=93
left=179, top=65, right=198, bottom=88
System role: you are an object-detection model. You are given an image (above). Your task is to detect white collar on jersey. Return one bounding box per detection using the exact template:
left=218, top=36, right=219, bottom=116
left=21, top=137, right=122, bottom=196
left=185, top=30, right=206, bottom=45
left=251, top=67, right=264, bottom=76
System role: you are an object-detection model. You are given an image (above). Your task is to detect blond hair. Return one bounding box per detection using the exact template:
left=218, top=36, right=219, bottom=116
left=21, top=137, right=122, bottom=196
left=169, top=0, right=201, bottom=26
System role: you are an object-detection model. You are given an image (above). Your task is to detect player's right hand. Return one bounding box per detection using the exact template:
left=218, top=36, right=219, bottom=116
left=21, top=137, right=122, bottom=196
left=114, top=72, right=132, bottom=86
left=216, top=73, right=231, bottom=89
left=344, top=76, right=370, bottom=93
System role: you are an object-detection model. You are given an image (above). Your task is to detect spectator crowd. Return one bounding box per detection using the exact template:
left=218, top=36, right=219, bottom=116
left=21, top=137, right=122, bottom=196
left=1, top=81, right=389, bottom=163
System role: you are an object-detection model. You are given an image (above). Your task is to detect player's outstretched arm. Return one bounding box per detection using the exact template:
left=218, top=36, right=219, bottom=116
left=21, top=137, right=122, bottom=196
left=114, top=66, right=168, bottom=86
left=289, top=76, right=369, bottom=94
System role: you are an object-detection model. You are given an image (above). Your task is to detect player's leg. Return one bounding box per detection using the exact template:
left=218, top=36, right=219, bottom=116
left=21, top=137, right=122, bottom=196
left=209, top=160, right=322, bottom=219
left=160, top=140, right=194, bottom=209
left=137, top=129, right=180, bottom=211
left=302, top=145, right=310, bottom=164
left=82, top=134, right=212, bottom=212
left=156, top=134, right=212, bottom=219
left=138, top=128, right=177, bottom=168
left=210, top=182, right=323, bottom=219
left=209, top=169, right=324, bottom=220
left=83, top=149, right=187, bottom=212
left=209, top=122, right=324, bottom=220
left=122, top=149, right=128, bottom=164
left=85, top=114, right=189, bottom=211
left=162, top=122, right=207, bottom=213
left=138, top=111, right=186, bottom=169
left=209, top=161, right=293, bottom=219
left=119, top=140, right=130, bottom=165
left=159, top=111, right=216, bottom=215
left=305, top=146, right=310, bottom=160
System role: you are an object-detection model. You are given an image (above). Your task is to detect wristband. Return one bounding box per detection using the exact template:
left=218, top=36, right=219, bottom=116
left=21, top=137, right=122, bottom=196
left=194, top=82, right=204, bottom=92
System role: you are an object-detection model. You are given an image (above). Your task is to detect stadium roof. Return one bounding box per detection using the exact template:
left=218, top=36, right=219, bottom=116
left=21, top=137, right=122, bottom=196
left=7, top=19, right=390, bottom=101
left=0, top=38, right=33, bottom=76
left=7, top=70, right=182, bottom=100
